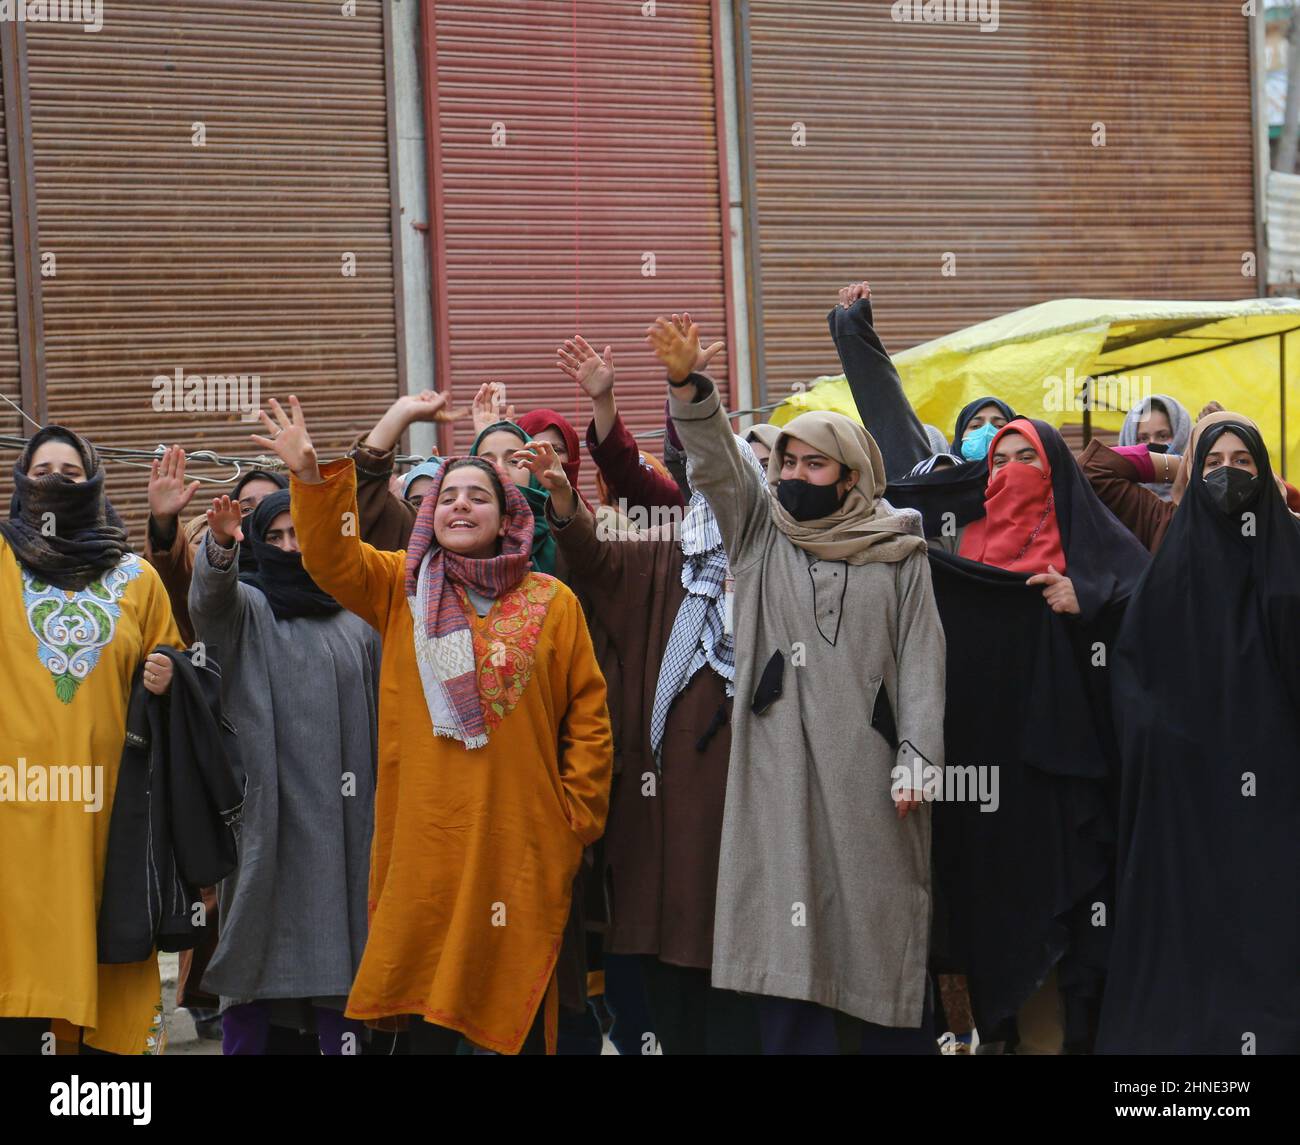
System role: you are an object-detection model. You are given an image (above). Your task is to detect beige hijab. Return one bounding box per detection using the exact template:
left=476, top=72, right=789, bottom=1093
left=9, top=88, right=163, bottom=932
left=745, top=423, right=782, bottom=453
left=767, top=411, right=926, bottom=565
left=1171, top=410, right=1289, bottom=506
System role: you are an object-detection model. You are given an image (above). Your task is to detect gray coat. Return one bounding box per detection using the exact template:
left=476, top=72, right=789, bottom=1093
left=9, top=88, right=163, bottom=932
left=189, top=536, right=380, bottom=1007
left=672, top=379, right=946, bottom=1028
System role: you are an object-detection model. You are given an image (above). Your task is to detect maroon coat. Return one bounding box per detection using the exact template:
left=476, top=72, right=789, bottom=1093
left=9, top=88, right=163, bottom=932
left=552, top=500, right=732, bottom=969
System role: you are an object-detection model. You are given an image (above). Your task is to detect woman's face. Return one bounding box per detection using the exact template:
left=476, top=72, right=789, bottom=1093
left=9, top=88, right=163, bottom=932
left=434, top=467, right=507, bottom=557
left=963, top=403, right=1009, bottom=439
left=780, top=436, right=857, bottom=494
left=749, top=440, right=772, bottom=466
left=29, top=441, right=87, bottom=482
left=1134, top=408, right=1173, bottom=446
left=476, top=430, right=530, bottom=488
left=989, top=431, right=1044, bottom=473
left=262, top=511, right=300, bottom=553
left=405, top=475, right=435, bottom=508
left=237, top=478, right=281, bottom=518
left=1201, top=430, right=1257, bottom=478
left=530, top=426, right=569, bottom=464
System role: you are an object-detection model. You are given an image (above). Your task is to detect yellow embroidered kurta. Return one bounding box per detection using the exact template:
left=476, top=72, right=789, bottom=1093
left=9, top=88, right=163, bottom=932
left=292, top=460, right=612, bottom=1054
left=0, top=539, right=183, bottom=1054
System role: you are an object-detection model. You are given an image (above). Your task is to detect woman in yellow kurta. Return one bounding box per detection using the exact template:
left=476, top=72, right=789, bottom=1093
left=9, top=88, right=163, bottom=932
left=0, top=427, right=183, bottom=1055
left=254, top=396, right=612, bottom=1055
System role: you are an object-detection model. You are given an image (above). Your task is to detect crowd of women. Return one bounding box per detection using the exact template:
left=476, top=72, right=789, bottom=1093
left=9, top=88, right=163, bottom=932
left=1, top=281, right=1296, bottom=1056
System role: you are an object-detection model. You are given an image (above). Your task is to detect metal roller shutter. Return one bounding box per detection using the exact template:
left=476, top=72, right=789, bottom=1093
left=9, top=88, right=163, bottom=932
left=745, top=0, right=1258, bottom=396
left=424, top=0, right=730, bottom=480
left=0, top=65, right=22, bottom=450
left=25, top=0, right=402, bottom=536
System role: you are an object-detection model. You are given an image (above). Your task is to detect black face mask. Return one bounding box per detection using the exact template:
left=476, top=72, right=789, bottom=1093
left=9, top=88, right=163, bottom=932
left=1203, top=466, right=1258, bottom=516
left=777, top=478, right=846, bottom=522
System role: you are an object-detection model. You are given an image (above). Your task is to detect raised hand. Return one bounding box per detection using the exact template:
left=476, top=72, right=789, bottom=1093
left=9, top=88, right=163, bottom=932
left=148, top=445, right=201, bottom=526
left=205, top=494, right=245, bottom=547
left=557, top=335, right=616, bottom=401
left=647, top=316, right=702, bottom=384
left=250, top=395, right=320, bottom=483
left=515, top=440, right=576, bottom=518
left=398, top=390, right=469, bottom=424
left=837, top=281, right=872, bottom=309
left=1196, top=400, right=1224, bottom=422
left=670, top=312, right=724, bottom=373
left=472, top=382, right=515, bottom=434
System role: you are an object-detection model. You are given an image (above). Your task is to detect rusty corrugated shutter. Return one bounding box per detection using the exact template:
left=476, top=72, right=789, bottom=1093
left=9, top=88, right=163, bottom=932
left=426, top=0, right=729, bottom=482
left=25, top=0, right=401, bottom=537
left=0, top=64, right=22, bottom=455
left=746, top=0, right=1258, bottom=394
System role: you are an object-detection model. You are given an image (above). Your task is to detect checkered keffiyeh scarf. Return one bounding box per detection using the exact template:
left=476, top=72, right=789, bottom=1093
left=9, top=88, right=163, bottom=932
left=649, top=436, right=766, bottom=764
left=404, top=459, right=534, bottom=749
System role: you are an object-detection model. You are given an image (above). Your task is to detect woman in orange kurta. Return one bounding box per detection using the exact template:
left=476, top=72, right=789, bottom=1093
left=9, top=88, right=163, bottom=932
left=253, top=397, right=612, bottom=1055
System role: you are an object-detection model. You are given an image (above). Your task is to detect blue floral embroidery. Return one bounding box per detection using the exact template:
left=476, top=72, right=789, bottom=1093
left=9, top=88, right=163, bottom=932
left=21, top=555, right=143, bottom=704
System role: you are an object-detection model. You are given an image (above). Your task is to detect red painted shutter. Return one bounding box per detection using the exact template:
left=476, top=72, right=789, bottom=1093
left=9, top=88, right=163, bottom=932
left=425, top=0, right=730, bottom=487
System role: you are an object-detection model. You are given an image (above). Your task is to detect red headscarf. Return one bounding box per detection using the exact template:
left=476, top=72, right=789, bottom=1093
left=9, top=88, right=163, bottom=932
left=958, top=419, right=1067, bottom=575
left=517, top=409, right=582, bottom=487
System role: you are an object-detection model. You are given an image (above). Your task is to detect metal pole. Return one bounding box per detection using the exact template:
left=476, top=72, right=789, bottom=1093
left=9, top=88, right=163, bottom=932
left=1282, top=330, right=1288, bottom=481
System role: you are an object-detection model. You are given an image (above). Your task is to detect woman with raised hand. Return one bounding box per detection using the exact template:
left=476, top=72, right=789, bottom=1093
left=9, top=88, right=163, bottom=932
left=1098, top=412, right=1300, bottom=1054
left=187, top=486, right=380, bottom=1055
left=256, top=396, right=612, bottom=1055
left=0, top=426, right=182, bottom=1055
left=517, top=433, right=764, bottom=1055
left=649, top=316, right=945, bottom=1055
left=927, top=417, right=1151, bottom=1054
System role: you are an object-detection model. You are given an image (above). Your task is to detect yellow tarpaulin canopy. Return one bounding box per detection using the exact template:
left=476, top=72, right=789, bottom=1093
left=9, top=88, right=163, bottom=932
left=770, top=298, right=1300, bottom=479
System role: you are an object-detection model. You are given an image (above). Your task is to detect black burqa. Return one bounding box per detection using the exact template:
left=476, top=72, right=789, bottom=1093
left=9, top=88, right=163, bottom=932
left=1097, top=421, right=1300, bottom=1054
left=230, top=468, right=289, bottom=577
left=238, top=489, right=341, bottom=621
left=928, top=419, right=1151, bottom=1049
left=885, top=396, right=1017, bottom=539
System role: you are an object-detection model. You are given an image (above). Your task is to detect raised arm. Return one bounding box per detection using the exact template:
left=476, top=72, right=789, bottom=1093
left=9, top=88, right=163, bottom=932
left=556, top=332, right=685, bottom=514
left=1077, top=439, right=1175, bottom=554
left=187, top=496, right=252, bottom=650
left=830, top=282, right=930, bottom=480
left=647, top=315, right=773, bottom=568
left=351, top=389, right=466, bottom=551
left=251, top=396, right=404, bottom=630
left=144, top=445, right=203, bottom=643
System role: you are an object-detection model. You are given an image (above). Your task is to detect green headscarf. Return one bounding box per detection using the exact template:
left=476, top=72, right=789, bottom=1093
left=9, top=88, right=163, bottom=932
left=470, top=420, right=557, bottom=575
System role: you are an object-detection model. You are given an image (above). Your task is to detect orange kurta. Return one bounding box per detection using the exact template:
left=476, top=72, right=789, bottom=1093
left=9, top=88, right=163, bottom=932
left=291, top=460, right=612, bottom=1054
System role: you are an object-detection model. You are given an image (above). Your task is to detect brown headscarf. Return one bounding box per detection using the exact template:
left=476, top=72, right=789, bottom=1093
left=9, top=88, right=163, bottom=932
left=1171, top=411, right=1290, bottom=507
left=769, top=411, right=926, bottom=565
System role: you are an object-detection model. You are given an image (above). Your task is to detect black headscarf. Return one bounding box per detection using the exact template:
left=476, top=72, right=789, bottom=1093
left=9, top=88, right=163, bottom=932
left=230, top=468, right=289, bottom=577
left=237, top=489, right=340, bottom=621
left=1097, top=419, right=1300, bottom=1053
left=0, top=425, right=129, bottom=590
left=881, top=398, right=1018, bottom=538
left=926, top=420, right=1151, bottom=1048
left=949, top=395, right=1017, bottom=453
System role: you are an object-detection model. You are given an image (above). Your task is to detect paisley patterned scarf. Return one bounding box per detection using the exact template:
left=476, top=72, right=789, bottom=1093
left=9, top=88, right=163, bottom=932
left=404, top=458, right=537, bottom=748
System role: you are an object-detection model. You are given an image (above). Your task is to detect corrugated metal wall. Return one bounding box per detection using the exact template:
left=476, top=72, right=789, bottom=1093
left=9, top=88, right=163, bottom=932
left=23, top=0, right=402, bottom=536
left=424, top=0, right=729, bottom=477
left=0, top=64, right=21, bottom=452
left=745, top=0, right=1259, bottom=396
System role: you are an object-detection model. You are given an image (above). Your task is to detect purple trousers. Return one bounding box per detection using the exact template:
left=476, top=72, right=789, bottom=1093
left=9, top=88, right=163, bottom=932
left=222, top=1000, right=365, bottom=1056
